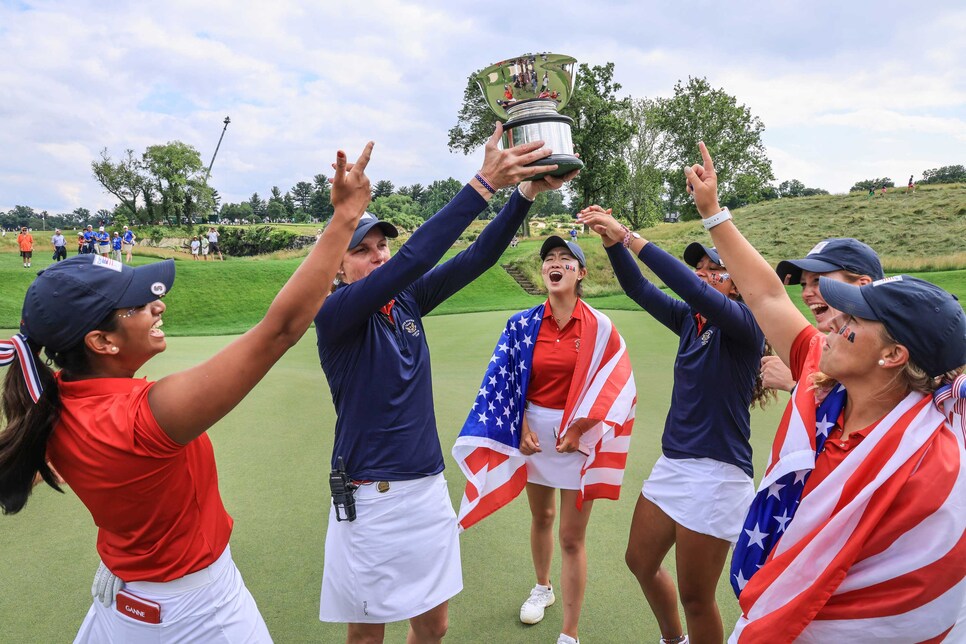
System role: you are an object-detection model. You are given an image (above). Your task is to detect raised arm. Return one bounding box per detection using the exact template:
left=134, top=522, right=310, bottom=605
left=579, top=208, right=687, bottom=333
left=149, top=143, right=374, bottom=444
left=412, top=170, right=578, bottom=314
left=316, top=123, right=558, bottom=339
left=685, top=142, right=810, bottom=364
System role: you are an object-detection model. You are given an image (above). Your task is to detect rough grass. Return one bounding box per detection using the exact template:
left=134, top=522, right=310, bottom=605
left=0, top=312, right=789, bottom=643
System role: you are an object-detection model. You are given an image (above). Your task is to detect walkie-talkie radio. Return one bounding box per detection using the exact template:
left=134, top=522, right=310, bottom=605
left=329, top=457, right=358, bottom=522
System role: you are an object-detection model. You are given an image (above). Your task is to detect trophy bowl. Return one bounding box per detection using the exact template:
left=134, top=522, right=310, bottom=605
left=475, top=53, right=584, bottom=181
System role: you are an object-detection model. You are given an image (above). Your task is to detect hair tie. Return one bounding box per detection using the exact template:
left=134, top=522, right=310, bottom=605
left=0, top=334, right=44, bottom=403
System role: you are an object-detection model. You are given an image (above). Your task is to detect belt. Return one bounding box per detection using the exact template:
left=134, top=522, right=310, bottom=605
left=352, top=480, right=391, bottom=493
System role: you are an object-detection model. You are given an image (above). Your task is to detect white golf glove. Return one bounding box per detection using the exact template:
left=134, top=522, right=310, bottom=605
left=91, top=560, right=125, bottom=607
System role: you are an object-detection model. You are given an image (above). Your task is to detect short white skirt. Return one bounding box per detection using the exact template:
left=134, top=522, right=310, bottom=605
left=319, top=473, right=462, bottom=623
left=525, top=403, right=586, bottom=490
left=73, top=545, right=271, bottom=643
left=641, top=455, right=754, bottom=543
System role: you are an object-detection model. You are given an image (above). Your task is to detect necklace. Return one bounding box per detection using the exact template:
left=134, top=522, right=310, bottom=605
left=554, top=313, right=571, bottom=327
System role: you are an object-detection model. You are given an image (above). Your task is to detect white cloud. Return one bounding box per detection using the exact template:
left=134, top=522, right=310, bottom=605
left=1, top=0, right=964, bottom=211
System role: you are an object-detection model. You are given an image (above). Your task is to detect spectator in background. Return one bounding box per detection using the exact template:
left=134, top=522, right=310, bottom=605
left=83, top=225, right=95, bottom=254
left=200, top=234, right=210, bottom=261
left=122, top=226, right=136, bottom=263
left=18, top=227, right=34, bottom=268
left=51, top=229, right=67, bottom=262
left=208, top=227, right=224, bottom=261
left=569, top=227, right=578, bottom=243
left=95, top=227, right=110, bottom=257
left=76, top=233, right=87, bottom=255
left=907, top=175, right=916, bottom=193
left=190, top=236, right=201, bottom=260
left=111, top=233, right=122, bottom=263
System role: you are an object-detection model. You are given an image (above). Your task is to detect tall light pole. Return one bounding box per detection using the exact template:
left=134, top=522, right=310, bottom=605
left=204, top=116, right=230, bottom=222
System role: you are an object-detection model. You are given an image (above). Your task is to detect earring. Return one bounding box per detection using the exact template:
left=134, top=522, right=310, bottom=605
left=877, top=359, right=885, bottom=366
left=111, top=346, right=119, bottom=354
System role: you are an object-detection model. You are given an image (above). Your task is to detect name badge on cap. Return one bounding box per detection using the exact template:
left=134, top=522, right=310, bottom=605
left=92, top=256, right=123, bottom=272
left=807, top=241, right=829, bottom=256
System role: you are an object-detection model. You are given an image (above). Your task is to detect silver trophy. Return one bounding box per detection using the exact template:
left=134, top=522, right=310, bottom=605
left=475, top=53, right=584, bottom=180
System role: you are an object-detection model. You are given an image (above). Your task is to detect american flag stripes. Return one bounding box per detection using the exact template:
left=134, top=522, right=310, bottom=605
left=453, top=301, right=635, bottom=531
left=729, top=336, right=966, bottom=643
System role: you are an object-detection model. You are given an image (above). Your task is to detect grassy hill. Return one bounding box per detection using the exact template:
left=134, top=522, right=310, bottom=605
left=2, top=183, right=964, bottom=334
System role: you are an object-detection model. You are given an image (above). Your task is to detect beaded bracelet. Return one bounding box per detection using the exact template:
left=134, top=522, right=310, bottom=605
left=474, top=173, right=497, bottom=195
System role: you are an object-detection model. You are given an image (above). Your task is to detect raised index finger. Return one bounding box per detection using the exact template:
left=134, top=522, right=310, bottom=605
left=352, top=141, right=375, bottom=174
left=698, top=141, right=716, bottom=174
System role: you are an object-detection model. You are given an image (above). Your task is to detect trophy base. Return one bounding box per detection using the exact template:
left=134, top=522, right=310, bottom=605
left=524, top=154, right=584, bottom=181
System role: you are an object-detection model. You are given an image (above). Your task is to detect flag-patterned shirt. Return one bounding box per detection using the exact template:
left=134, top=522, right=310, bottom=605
left=453, top=299, right=636, bottom=530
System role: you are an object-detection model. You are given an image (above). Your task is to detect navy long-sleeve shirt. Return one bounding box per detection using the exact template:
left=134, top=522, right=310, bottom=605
left=606, top=242, right=764, bottom=477
left=316, top=185, right=532, bottom=480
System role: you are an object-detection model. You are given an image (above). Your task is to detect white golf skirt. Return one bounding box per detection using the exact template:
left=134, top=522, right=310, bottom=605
left=524, top=403, right=586, bottom=490
left=74, top=545, right=271, bottom=643
left=641, top=455, right=754, bottom=543
left=319, top=473, right=462, bottom=623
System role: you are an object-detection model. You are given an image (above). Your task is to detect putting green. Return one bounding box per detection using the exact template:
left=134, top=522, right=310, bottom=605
left=0, top=310, right=786, bottom=642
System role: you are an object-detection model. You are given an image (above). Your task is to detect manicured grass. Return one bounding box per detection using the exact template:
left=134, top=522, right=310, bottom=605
left=0, top=311, right=789, bottom=643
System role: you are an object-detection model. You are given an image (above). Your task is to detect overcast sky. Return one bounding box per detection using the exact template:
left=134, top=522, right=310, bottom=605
left=1, top=0, right=964, bottom=213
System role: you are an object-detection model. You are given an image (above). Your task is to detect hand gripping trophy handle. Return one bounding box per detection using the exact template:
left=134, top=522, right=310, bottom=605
left=475, top=52, right=585, bottom=181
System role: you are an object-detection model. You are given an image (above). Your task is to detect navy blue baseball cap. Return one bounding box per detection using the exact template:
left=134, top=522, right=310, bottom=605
left=819, top=275, right=966, bottom=377
left=349, top=212, right=398, bottom=249
left=776, top=238, right=884, bottom=285
left=20, top=255, right=175, bottom=353
left=540, top=236, right=586, bottom=266
left=683, top=242, right=724, bottom=268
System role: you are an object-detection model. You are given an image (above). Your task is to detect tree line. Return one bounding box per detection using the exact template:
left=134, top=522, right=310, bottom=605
left=4, top=65, right=965, bottom=233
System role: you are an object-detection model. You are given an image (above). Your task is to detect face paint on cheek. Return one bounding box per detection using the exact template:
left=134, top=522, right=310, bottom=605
left=710, top=272, right=730, bottom=285
left=837, top=323, right=856, bottom=343
left=563, top=264, right=578, bottom=272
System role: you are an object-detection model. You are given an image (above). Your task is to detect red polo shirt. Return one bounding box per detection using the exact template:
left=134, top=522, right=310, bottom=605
left=527, top=302, right=581, bottom=409
left=46, top=375, right=232, bottom=582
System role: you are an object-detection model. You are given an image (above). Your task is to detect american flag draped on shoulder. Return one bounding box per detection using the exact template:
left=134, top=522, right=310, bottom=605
left=729, top=338, right=966, bottom=643
left=452, top=300, right=636, bottom=531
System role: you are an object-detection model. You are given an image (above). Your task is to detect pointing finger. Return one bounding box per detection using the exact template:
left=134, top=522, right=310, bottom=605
left=352, top=141, right=374, bottom=174
left=699, top=141, right=716, bottom=174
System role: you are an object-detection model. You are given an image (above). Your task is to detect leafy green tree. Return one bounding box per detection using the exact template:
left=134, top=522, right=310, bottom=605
left=369, top=194, right=423, bottom=232
left=921, top=165, right=966, bottom=184
left=283, top=192, right=296, bottom=217
left=398, top=183, right=425, bottom=205
left=531, top=189, right=566, bottom=217
left=447, top=74, right=495, bottom=154
left=248, top=193, right=266, bottom=219
left=779, top=179, right=806, bottom=198
left=420, top=178, right=463, bottom=219
left=372, top=180, right=395, bottom=199
left=309, top=174, right=333, bottom=221
left=651, top=77, right=773, bottom=218
left=850, top=178, right=894, bottom=192
left=91, top=148, right=148, bottom=222
left=143, top=141, right=208, bottom=226
left=266, top=200, right=287, bottom=221
left=292, top=181, right=313, bottom=212
left=617, top=98, right=665, bottom=228
left=565, top=62, right=633, bottom=211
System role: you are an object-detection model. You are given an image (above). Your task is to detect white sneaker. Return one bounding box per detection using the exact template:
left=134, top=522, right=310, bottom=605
left=557, top=634, right=579, bottom=644
left=520, top=584, right=555, bottom=624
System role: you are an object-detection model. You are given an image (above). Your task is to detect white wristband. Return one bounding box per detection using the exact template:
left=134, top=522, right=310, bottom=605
left=516, top=185, right=535, bottom=202
left=702, top=208, right=732, bottom=230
